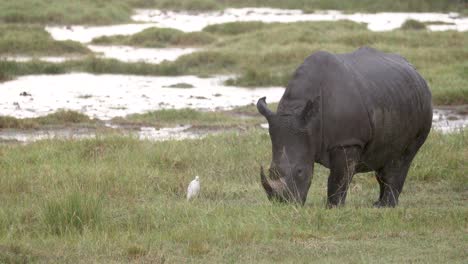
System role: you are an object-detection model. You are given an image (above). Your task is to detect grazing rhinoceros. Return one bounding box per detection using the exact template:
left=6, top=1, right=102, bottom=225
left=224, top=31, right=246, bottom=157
left=257, top=47, right=432, bottom=207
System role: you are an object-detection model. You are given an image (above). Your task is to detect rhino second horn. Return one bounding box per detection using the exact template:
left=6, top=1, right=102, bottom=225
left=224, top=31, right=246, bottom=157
left=257, top=97, right=274, bottom=120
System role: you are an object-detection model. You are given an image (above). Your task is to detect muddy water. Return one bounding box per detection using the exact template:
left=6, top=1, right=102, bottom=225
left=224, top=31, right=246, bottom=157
left=0, top=73, right=284, bottom=120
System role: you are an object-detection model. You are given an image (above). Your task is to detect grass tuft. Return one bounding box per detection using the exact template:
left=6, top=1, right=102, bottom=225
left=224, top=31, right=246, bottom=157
left=91, top=27, right=216, bottom=47
left=0, top=25, right=89, bottom=56
left=42, top=192, right=103, bottom=235
left=203, top=21, right=267, bottom=35
left=0, top=110, right=94, bottom=129
left=401, top=19, right=427, bottom=30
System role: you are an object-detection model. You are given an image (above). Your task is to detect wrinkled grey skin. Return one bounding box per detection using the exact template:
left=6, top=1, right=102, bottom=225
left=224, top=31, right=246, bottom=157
left=258, top=47, right=432, bottom=207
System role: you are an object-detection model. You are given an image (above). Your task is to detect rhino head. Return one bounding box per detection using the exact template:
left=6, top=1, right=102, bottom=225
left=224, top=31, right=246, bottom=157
left=257, top=96, right=320, bottom=205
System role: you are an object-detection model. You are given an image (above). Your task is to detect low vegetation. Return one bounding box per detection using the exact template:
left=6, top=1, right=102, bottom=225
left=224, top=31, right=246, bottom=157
left=112, top=108, right=262, bottom=128
left=91, top=27, right=216, bottom=47
left=401, top=19, right=427, bottom=30
left=0, top=110, right=95, bottom=129
left=203, top=21, right=268, bottom=35
left=0, top=25, right=89, bottom=56
left=0, top=129, right=465, bottom=262
left=0, top=0, right=132, bottom=25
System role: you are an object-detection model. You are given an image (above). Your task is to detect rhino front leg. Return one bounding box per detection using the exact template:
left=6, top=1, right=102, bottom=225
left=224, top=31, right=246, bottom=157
left=327, top=146, right=361, bottom=208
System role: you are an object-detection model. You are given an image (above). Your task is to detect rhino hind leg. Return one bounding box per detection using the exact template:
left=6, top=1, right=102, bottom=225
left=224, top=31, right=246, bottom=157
left=373, top=161, right=411, bottom=208
left=374, top=130, right=430, bottom=208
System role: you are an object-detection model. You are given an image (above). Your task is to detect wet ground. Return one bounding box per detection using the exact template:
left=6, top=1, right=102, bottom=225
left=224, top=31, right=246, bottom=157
left=4, top=8, right=468, bottom=64
left=1, top=8, right=466, bottom=143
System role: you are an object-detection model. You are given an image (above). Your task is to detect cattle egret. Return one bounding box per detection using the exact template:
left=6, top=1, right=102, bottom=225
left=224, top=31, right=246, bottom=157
left=187, top=176, right=200, bottom=201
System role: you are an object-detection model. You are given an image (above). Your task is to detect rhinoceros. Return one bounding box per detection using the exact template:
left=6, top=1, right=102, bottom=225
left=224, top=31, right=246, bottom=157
left=257, top=47, right=432, bottom=207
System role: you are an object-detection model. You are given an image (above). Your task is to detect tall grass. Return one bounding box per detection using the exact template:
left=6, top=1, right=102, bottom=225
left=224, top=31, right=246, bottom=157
left=42, top=192, right=103, bottom=235
left=0, top=129, right=466, bottom=262
left=111, top=108, right=261, bottom=127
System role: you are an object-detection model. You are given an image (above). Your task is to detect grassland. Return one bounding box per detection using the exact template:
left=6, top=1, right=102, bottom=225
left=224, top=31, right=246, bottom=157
left=0, top=0, right=466, bottom=25
left=0, top=128, right=466, bottom=262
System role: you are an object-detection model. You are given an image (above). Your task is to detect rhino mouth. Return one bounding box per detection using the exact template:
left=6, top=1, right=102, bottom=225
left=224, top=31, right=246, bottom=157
left=260, top=166, right=303, bottom=204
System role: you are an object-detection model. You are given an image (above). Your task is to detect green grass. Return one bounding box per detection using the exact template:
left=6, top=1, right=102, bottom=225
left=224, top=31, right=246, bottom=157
left=91, top=27, right=216, bottom=47
left=401, top=19, right=427, bottom=30
left=0, top=110, right=95, bottom=129
left=163, top=82, right=195, bottom=88
left=0, top=0, right=133, bottom=25
left=0, top=129, right=466, bottom=262
left=0, top=25, right=89, bottom=56
left=203, top=21, right=268, bottom=35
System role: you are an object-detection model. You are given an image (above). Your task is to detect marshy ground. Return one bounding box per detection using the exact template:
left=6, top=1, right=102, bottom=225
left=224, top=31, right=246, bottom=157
left=0, top=0, right=467, bottom=263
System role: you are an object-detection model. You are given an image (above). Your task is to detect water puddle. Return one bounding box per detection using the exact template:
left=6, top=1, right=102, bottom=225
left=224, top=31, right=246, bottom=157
left=0, top=127, right=97, bottom=143
left=1, top=55, right=85, bottom=63
left=133, top=8, right=468, bottom=32
left=432, top=106, right=468, bottom=133
left=0, top=73, right=284, bottom=120
left=87, top=45, right=199, bottom=64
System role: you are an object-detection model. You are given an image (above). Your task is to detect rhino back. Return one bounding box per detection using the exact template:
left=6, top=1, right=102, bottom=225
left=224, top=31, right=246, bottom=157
left=337, top=47, right=432, bottom=169
left=278, top=47, right=432, bottom=170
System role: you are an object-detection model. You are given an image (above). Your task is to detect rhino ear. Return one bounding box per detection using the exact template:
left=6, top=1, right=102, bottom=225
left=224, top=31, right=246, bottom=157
left=300, top=96, right=320, bottom=122
left=257, top=97, right=275, bottom=121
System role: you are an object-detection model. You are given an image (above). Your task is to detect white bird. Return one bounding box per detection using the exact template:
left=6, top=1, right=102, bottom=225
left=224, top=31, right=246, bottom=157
left=187, top=176, right=200, bottom=201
